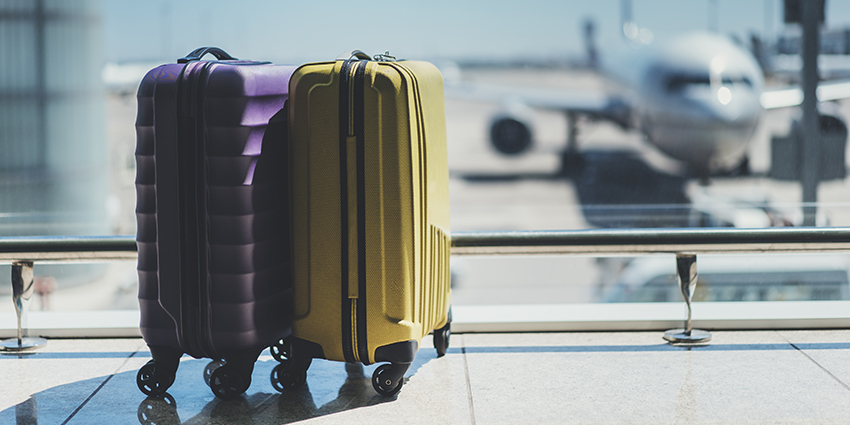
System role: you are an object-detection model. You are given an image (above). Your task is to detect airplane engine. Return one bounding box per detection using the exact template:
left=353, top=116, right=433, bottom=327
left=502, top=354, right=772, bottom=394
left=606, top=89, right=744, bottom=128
left=488, top=103, right=535, bottom=155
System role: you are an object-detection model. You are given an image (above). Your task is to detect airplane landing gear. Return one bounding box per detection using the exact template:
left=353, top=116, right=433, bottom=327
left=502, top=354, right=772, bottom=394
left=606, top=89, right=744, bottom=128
left=559, top=112, right=585, bottom=176
left=559, top=150, right=585, bottom=176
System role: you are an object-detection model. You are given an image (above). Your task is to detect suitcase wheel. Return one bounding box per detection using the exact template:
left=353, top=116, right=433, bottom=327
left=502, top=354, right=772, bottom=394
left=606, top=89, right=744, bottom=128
left=270, top=362, right=308, bottom=392
left=434, top=323, right=451, bottom=358
left=208, top=363, right=248, bottom=400
left=434, top=307, right=452, bottom=357
left=270, top=338, right=290, bottom=364
left=203, top=360, right=226, bottom=386
left=372, top=364, right=404, bottom=397
left=136, top=360, right=176, bottom=397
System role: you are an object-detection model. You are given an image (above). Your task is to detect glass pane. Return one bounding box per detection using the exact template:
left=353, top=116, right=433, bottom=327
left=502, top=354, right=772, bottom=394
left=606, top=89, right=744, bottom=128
left=0, top=262, right=137, bottom=313
left=4, top=0, right=850, bottom=313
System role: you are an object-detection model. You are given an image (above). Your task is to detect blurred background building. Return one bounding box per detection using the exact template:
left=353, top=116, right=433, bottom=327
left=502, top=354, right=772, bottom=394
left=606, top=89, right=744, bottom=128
left=0, top=0, right=108, bottom=236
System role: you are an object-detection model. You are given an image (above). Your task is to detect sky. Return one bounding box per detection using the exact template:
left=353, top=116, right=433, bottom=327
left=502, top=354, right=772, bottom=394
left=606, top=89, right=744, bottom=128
left=102, top=0, right=850, bottom=65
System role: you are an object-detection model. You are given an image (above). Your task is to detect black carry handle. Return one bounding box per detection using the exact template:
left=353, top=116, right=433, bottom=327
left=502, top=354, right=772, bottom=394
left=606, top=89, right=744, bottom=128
left=336, top=50, right=372, bottom=61
left=178, top=47, right=237, bottom=64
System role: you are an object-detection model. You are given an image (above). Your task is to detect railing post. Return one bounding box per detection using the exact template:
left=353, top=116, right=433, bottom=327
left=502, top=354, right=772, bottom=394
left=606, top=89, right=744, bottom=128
left=663, top=254, right=711, bottom=344
left=1, top=261, right=47, bottom=351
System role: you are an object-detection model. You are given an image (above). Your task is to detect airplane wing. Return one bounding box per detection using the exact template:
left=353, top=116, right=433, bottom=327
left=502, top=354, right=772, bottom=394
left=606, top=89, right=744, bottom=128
left=760, top=79, right=850, bottom=109
left=446, top=81, right=633, bottom=129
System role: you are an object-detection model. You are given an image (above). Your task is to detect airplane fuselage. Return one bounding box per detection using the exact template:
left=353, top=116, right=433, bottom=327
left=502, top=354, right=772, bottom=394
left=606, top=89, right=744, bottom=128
left=605, top=33, right=765, bottom=173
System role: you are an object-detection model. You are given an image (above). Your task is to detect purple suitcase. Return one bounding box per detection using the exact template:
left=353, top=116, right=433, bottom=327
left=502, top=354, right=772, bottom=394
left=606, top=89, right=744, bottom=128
left=134, top=48, right=295, bottom=399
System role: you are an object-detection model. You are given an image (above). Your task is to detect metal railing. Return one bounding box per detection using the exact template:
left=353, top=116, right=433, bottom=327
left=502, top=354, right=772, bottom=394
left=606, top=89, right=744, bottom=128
left=2, top=227, right=849, bottom=262
left=0, top=235, right=137, bottom=262
left=2, top=227, right=850, bottom=348
left=452, top=227, right=850, bottom=342
left=0, top=235, right=137, bottom=350
left=450, top=227, right=850, bottom=255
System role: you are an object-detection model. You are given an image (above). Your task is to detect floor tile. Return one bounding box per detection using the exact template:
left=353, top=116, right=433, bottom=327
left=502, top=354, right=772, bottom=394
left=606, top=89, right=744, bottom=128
left=462, top=332, right=850, bottom=424
left=777, top=330, right=850, bottom=390
left=7, top=332, right=850, bottom=424
left=0, top=339, right=146, bottom=425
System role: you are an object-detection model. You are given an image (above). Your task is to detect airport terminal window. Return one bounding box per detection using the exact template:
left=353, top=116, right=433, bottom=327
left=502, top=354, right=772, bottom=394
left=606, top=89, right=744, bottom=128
left=3, top=0, right=850, bottom=311
left=725, top=76, right=754, bottom=87
left=665, top=74, right=712, bottom=92
left=666, top=74, right=753, bottom=92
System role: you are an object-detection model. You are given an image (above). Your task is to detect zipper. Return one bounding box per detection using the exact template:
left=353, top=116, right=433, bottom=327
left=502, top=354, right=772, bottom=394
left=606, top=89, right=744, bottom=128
left=195, top=62, right=213, bottom=357
left=339, top=59, right=370, bottom=364
left=353, top=60, right=369, bottom=365
left=176, top=61, right=213, bottom=359
left=339, top=59, right=356, bottom=364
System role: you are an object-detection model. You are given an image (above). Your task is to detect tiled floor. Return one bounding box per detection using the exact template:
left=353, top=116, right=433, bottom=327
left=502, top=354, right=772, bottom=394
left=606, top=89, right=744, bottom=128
left=4, top=331, right=850, bottom=424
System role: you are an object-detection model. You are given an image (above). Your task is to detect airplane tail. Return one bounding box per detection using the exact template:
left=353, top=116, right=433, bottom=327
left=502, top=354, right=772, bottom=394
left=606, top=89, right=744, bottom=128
left=584, top=18, right=599, bottom=69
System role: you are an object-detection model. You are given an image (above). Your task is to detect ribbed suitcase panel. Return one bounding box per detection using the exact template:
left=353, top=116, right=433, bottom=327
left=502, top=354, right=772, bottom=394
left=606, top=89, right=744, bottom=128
left=135, top=60, right=293, bottom=357
left=208, top=265, right=290, bottom=302
left=135, top=65, right=176, bottom=348
left=206, top=183, right=283, bottom=216
left=199, top=64, right=292, bottom=354
left=207, top=211, right=283, bottom=245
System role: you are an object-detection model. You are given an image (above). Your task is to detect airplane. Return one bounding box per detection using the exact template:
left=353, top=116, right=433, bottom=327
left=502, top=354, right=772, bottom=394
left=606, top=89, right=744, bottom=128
left=446, top=30, right=850, bottom=179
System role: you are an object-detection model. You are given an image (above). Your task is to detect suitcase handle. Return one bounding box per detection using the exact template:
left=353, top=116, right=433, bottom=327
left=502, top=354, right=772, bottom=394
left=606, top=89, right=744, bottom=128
left=178, top=47, right=237, bottom=64
left=336, top=50, right=372, bottom=61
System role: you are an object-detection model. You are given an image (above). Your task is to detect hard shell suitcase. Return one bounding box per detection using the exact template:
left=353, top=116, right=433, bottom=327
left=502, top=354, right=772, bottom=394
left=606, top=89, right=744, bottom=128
left=278, top=51, right=452, bottom=397
left=134, top=47, right=295, bottom=399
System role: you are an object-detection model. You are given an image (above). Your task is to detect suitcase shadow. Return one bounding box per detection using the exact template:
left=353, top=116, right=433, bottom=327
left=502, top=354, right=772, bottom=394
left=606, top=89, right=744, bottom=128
left=143, top=350, right=437, bottom=424
left=265, top=350, right=438, bottom=422
left=1, top=347, right=439, bottom=424
left=135, top=362, right=393, bottom=425
left=270, top=362, right=394, bottom=421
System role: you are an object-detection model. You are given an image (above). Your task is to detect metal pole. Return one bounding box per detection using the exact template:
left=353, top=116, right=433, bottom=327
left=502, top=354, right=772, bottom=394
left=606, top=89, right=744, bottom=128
left=679, top=254, right=696, bottom=334
left=663, top=254, right=711, bottom=343
left=800, top=0, right=822, bottom=226
left=560, top=113, right=582, bottom=175
left=566, top=112, right=578, bottom=154
left=1, top=261, right=47, bottom=351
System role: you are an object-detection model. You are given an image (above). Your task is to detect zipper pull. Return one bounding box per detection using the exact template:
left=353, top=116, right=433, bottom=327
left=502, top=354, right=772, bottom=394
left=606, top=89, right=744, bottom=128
left=373, top=51, right=397, bottom=62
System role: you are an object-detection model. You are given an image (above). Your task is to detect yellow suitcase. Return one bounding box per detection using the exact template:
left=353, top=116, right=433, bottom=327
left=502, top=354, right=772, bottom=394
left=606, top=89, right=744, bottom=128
left=276, top=51, right=451, bottom=396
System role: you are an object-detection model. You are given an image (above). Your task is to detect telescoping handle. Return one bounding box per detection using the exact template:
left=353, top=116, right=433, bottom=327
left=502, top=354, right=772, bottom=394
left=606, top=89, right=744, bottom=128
left=178, top=47, right=237, bottom=64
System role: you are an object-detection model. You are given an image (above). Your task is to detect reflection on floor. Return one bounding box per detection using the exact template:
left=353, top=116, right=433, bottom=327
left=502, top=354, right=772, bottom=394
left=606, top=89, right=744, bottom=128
left=5, top=331, right=850, bottom=424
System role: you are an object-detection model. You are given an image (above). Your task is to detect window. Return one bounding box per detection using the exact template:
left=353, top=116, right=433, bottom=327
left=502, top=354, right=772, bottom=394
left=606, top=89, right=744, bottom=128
left=3, top=0, right=850, bottom=316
